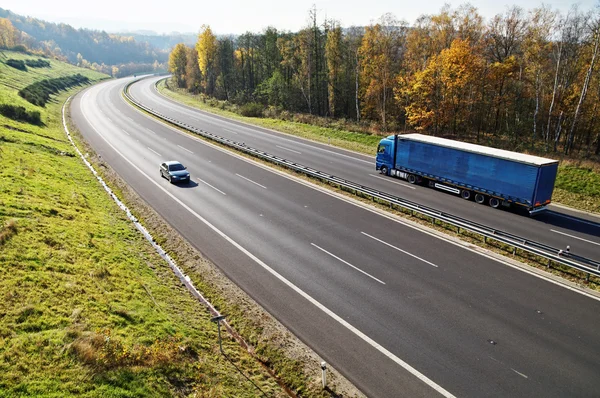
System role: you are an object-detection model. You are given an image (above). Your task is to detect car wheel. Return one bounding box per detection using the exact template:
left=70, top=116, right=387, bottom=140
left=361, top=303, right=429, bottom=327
left=169, top=176, right=173, bottom=184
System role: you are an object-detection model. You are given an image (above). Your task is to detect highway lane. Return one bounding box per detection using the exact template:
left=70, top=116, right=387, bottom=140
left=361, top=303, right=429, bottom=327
left=129, top=76, right=600, bottom=262
left=71, top=77, right=600, bottom=397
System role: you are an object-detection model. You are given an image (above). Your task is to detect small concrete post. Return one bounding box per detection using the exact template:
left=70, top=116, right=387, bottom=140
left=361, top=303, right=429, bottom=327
left=321, top=362, right=327, bottom=389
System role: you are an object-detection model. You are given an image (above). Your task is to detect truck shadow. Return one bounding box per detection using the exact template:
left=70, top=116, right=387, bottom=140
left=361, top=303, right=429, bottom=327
left=531, top=209, right=600, bottom=237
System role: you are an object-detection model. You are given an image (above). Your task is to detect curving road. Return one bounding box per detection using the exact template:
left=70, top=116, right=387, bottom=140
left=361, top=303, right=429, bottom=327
left=129, top=76, right=600, bottom=263
left=71, top=77, right=600, bottom=397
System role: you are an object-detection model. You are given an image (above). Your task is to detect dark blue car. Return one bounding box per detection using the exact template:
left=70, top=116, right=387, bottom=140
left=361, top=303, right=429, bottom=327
left=160, top=161, right=190, bottom=184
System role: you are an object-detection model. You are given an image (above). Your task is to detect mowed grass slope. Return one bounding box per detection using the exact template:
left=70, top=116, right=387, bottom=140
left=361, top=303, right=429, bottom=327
left=159, top=79, right=600, bottom=214
left=0, top=52, right=287, bottom=396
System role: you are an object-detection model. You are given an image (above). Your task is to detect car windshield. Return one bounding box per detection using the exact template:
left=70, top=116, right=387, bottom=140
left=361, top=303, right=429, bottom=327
left=169, top=163, right=185, bottom=171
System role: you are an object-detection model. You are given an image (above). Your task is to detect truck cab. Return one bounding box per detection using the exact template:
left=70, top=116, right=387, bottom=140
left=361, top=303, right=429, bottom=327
left=375, top=136, right=395, bottom=175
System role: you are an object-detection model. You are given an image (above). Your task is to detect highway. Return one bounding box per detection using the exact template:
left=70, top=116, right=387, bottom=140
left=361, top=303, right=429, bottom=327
left=71, top=77, right=600, bottom=397
left=129, top=76, right=600, bottom=263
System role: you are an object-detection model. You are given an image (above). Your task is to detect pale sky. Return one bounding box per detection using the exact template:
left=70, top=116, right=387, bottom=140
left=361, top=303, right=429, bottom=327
left=1, top=0, right=596, bottom=35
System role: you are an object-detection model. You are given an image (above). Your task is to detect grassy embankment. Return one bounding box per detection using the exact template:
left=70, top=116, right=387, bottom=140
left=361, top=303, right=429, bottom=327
left=0, top=51, right=305, bottom=396
left=158, top=79, right=600, bottom=214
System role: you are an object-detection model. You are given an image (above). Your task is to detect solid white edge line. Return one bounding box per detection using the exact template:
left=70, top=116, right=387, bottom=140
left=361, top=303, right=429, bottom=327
left=196, top=177, right=226, bottom=195
left=362, top=232, right=439, bottom=268
left=147, top=147, right=161, bottom=157
left=235, top=173, right=267, bottom=189
left=177, top=144, right=194, bottom=154
left=125, top=81, right=600, bottom=303
left=550, top=229, right=600, bottom=246
left=369, top=174, right=416, bottom=189
left=82, top=88, right=456, bottom=398
left=276, top=145, right=302, bottom=155
left=311, top=243, right=386, bottom=285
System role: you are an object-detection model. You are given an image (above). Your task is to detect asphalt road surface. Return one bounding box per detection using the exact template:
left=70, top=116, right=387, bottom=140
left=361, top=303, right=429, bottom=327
left=70, top=77, right=600, bottom=397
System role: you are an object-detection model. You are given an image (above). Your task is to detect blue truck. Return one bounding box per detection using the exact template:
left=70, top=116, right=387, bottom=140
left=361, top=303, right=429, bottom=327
left=376, top=133, right=559, bottom=214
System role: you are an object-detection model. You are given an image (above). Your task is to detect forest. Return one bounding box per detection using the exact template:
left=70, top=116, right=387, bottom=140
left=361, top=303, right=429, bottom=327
left=0, top=7, right=167, bottom=77
left=169, top=4, right=600, bottom=157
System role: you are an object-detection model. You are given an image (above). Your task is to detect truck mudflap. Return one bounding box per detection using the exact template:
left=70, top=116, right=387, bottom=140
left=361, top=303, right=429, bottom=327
left=529, top=205, right=550, bottom=216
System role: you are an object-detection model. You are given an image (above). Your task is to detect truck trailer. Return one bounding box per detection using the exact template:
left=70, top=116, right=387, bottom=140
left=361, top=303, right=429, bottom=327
left=375, top=134, right=558, bottom=214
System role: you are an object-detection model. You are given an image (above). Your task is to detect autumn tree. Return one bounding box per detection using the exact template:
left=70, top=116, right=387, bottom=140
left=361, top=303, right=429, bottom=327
left=484, top=6, right=528, bottom=136
left=325, top=21, right=343, bottom=117
left=185, top=46, right=202, bottom=93
left=0, top=18, right=18, bottom=49
left=168, top=43, right=188, bottom=88
left=403, top=38, right=482, bottom=135
left=196, top=25, right=218, bottom=95
left=359, top=14, right=406, bottom=129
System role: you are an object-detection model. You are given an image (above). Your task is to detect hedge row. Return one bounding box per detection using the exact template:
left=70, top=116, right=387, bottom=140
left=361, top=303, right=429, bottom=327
left=0, top=104, right=42, bottom=125
left=25, top=59, right=51, bottom=68
left=18, top=74, right=90, bottom=107
left=6, top=59, right=26, bottom=71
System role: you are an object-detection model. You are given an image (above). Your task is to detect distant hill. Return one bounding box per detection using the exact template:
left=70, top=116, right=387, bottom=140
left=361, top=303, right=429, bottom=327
left=0, top=7, right=168, bottom=66
left=115, top=31, right=197, bottom=51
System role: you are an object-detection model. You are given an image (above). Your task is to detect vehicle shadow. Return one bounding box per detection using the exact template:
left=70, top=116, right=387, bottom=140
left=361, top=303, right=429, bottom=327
left=530, top=209, right=600, bottom=237
left=177, top=180, right=199, bottom=188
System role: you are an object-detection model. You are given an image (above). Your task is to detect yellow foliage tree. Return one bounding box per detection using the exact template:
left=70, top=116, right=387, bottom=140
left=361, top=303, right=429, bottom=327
left=359, top=14, right=404, bottom=129
left=0, top=18, right=18, bottom=49
left=196, top=25, right=218, bottom=95
left=402, top=38, right=482, bottom=135
left=169, top=43, right=188, bottom=88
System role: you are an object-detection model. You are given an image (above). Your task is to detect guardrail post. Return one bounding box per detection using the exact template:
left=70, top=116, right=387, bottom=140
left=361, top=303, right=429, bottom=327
left=513, top=247, right=517, bottom=255
left=587, top=273, right=590, bottom=282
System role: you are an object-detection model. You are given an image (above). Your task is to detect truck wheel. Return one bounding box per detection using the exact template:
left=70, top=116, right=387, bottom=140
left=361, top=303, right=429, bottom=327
left=407, top=174, right=417, bottom=184
left=475, top=193, right=486, bottom=204
left=489, top=197, right=500, bottom=208
left=461, top=189, right=472, bottom=200
left=428, top=180, right=435, bottom=188
left=380, top=166, right=389, bottom=176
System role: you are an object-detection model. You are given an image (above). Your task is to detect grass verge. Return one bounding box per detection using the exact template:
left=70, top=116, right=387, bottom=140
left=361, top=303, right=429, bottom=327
left=1, top=51, right=348, bottom=397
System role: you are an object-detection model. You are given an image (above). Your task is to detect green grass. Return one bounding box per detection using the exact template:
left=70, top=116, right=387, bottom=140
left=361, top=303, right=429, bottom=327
left=0, top=51, right=295, bottom=397
left=158, top=79, right=600, bottom=214
left=554, top=164, right=600, bottom=213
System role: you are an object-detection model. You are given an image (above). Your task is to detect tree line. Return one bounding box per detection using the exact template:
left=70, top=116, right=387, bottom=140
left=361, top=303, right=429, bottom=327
left=169, top=4, right=600, bottom=156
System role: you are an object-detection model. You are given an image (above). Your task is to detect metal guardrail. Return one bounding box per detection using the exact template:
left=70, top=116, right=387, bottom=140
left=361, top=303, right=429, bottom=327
left=123, top=79, right=600, bottom=280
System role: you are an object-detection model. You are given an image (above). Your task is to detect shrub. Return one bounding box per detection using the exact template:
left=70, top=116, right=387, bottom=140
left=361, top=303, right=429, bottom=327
left=24, top=59, right=51, bottom=68
left=239, top=102, right=264, bottom=118
left=6, top=59, right=27, bottom=71
left=0, top=104, right=42, bottom=125
left=18, top=74, right=90, bottom=107
left=10, top=44, right=28, bottom=53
